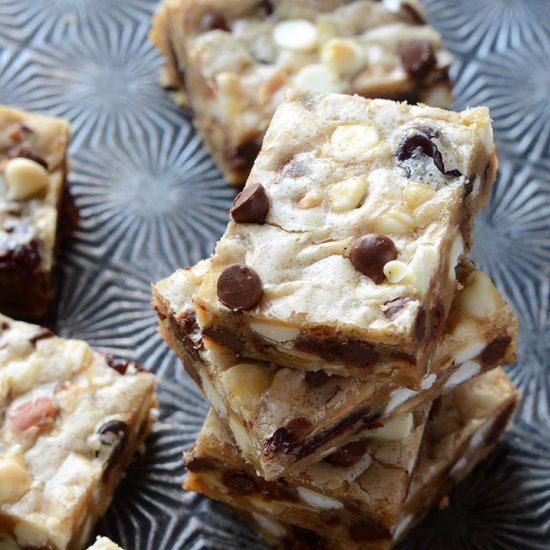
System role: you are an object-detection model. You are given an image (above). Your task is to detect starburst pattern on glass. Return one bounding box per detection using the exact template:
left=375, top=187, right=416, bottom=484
left=67, top=122, right=234, bottom=270
left=423, top=0, right=550, bottom=56
left=0, top=0, right=156, bottom=47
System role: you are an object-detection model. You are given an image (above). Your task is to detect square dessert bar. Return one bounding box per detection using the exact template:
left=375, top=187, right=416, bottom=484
left=194, top=91, right=498, bottom=385
left=151, top=0, right=454, bottom=184
left=0, top=106, right=71, bottom=319
left=153, top=257, right=516, bottom=479
left=183, top=369, right=518, bottom=550
left=0, top=315, right=157, bottom=549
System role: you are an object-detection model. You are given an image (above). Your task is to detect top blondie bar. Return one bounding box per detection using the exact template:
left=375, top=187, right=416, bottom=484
left=151, top=0, right=453, bottom=184
left=195, top=91, right=497, bottom=384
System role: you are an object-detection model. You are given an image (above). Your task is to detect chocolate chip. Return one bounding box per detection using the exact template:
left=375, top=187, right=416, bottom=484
left=105, top=355, right=146, bottom=375
left=217, top=264, right=263, bottom=310
left=398, top=39, right=436, bottom=80
left=464, top=177, right=474, bottom=197
left=0, top=321, right=10, bottom=331
left=229, top=183, right=269, bottom=224
left=199, top=11, right=229, bottom=31
left=226, top=138, right=262, bottom=174
left=290, top=527, right=325, bottom=550
left=259, top=0, right=274, bottom=15
left=286, top=417, right=313, bottom=439
left=177, top=311, right=202, bottom=349
left=296, top=336, right=379, bottom=367
left=396, top=127, right=461, bottom=178
left=325, top=440, right=367, bottom=467
left=6, top=145, right=48, bottom=170
left=348, top=521, right=392, bottom=542
left=480, top=335, right=511, bottom=366
left=384, top=297, right=412, bottom=320
left=29, top=327, right=54, bottom=346
left=428, top=396, right=443, bottom=420
left=305, top=369, right=329, bottom=386
left=430, top=299, right=445, bottom=338
left=0, top=238, right=41, bottom=271
left=222, top=469, right=256, bottom=495
left=202, top=325, right=243, bottom=353
left=185, top=455, right=216, bottom=473
left=350, top=234, right=397, bottom=284
left=263, top=418, right=313, bottom=458
left=97, top=420, right=130, bottom=476
left=414, top=306, right=427, bottom=343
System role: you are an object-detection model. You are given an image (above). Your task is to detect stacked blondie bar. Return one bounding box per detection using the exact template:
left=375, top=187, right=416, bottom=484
left=154, top=90, right=519, bottom=548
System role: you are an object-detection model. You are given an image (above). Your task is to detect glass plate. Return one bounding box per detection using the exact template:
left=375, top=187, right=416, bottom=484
left=1, top=0, right=549, bottom=547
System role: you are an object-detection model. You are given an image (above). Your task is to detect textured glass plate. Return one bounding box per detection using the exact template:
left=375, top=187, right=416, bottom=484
left=1, top=0, right=549, bottom=548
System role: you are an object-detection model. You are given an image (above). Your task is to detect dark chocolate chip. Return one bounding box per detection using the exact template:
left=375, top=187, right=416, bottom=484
left=226, top=138, right=263, bottom=174
left=348, top=521, right=392, bottom=542
left=325, top=440, right=367, bottom=467
left=396, top=127, right=461, bottom=178
left=199, top=11, right=230, bottom=31
left=216, top=264, right=263, bottom=310
left=256, top=477, right=298, bottom=502
left=414, top=306, right=427, bottom=343
left=202, top=325, right=243, bottom=353
left=6, top=145, right=48, bottom=170
left=428, top=396, right=443, bottom=420
left=305, top=369, right=329, bottom=386
left=229, top=183, right=269, bottom=224
left=259, top=0, right=274, bottom=15
left=177, top=311, right=202, bottom=349
left=263, top=418, right=313, bottom=457
left=285, top=417, right=313, bottom=439
left=222, top=469, right=256, bottom=495
left=296, top=336, right=379, bottom=367
left=29, top=327, right=54, bottom=346
left=290, top=527, right=325, bottom=550
left=350, top=234, right=398, bottom=284
left=105, top=355, right=146, bottom=375
left=384, top=297, right=412, bottom=320
left=1, top=321, right=10, bottom=331
left=480, top=335, right=511, bottom=366
left=464, top=177, right=474, bottom=197
left=185, top=455, right=217, bottom=473
left=398, top=38, right=436, bottom=80
left=430, top=299, right=445, bottom=338
left=0, top=238, right=41, bottom=271
left=97, top=420, right=130, bottom=476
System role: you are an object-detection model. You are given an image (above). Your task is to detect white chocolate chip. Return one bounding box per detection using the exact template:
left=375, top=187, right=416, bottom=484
left=386, top=387, right=418, bottom=414
left=251, top=513, right=287, bottom=538
left=420, top=373, right=437, bottom=390
left=293, top=64, right=341, bottom=93
left=368, top=412, right=413, bottom=441
left=479, top=120, right=494, bottom=154
left=330, top=124, right=380, bottom=161
left=250, top=321, right=300, bottom=343
left=406, top=245, right=439, bottom=294
left=0, top=454, right=30, bottom=503
left=453, top=340, right=486, bottom=365
left=4, top=157, right=49, bottom=201
left=374, top=211, right=414, bottom=235
left=297, top=487, right=344, bottom=510
left=200, top=375, right=226, bottom=416
left=403, top=181, right=436, bottom=210
left=443, top=360, right=481, bottom=390
left=448, top=234, right=464, bottom=280
left=422, top=83, right=452, bottom=109
left=383, top=0, right=402, bottom=12
left=228, top=416, right=255, bottom=459
left=321, top=38, right=365, bottom=76
left=296, top=191, right=323, bottom=209
left=221, top=363, right=272, bottom=412
left=383, top=260, right=408, bottom=283
left=328, top=176, right=368, bottom=212
left=456, top=271, right=500, bottom=317
left=273, top=19, right=318, bottom=52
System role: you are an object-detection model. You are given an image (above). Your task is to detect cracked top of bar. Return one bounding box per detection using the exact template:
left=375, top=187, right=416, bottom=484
left=194, top=91, right=497, bottom=381
left=0, top=105, right=71, bottom=317
left=154, top=257, right=516, bottom=479
left=0, top=315, right=156, bottom=549
left=151, top=0, right=454, bottom=184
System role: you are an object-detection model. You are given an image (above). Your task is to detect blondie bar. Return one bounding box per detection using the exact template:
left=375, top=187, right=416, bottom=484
left=154, top=257, right=515, bottom=479
left=0, top=315, right=157, bottom=549
left=0, top=106, right=72, bottom=318
left=151, top=0, right=453, bottom=184
left=193, top=92, right=497, bottom=385
left=183, top=369, right=517, bottom=549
